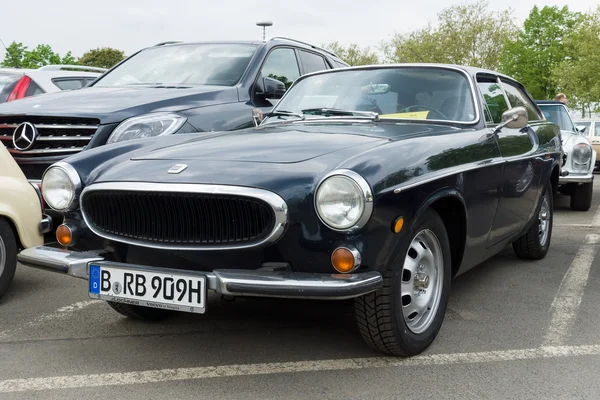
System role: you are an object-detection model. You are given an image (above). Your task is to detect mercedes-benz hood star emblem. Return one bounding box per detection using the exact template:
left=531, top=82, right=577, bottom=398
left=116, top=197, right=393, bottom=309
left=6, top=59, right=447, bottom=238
left=12, top=122, right=39, bottom=151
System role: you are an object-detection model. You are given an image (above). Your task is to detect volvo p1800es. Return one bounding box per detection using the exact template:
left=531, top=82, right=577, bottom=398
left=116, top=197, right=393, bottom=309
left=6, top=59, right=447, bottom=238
left=18, top=64, right=562, bottom=356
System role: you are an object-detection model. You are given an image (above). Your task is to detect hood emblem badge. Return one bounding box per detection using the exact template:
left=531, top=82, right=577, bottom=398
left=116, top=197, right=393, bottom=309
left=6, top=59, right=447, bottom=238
left=168, top=164, right=188, bottom=174
left=12, top=122, right=39, bottom=151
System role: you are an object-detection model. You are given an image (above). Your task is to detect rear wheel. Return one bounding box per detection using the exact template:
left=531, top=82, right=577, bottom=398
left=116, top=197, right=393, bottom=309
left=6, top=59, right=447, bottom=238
left=107, top=301, right=173, bottom=321
left=513, top=180, right=553, bottom=260
left=354, top=208, right=451, bottom=356
left=570, top=181, right=593, bottom=211
left=0, top=218, right=18, bottom=300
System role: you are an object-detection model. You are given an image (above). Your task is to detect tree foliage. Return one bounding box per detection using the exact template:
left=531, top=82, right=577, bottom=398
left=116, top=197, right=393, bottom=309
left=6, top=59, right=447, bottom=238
left=0, top=42, right=75, bottom=68
left=499, top=6, right=582, bottom=100
left=552, top=6, right=600, bottom=116
left=382, top=0, right=517, bottom=70
left=78, top=47, right=125, bottom=69
left=323, top=41, right=379, bottom=66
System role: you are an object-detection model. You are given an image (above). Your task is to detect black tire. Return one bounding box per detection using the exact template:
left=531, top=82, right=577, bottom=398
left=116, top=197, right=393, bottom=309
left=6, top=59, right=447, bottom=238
left=354, top=208, right=451, bottom=357
left=513, top=180, right=553, bottom=260
left=0, top=218, right=18, bottom=300
left=570, top=181, right=593, bottom=211
left=107, top=301, right=172, bottom=321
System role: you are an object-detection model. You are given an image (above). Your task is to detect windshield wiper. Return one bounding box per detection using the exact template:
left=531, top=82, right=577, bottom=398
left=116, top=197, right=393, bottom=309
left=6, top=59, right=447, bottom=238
left=301, top=108, right=379, bottom=120
left=266, top=110, right=305, bottom=120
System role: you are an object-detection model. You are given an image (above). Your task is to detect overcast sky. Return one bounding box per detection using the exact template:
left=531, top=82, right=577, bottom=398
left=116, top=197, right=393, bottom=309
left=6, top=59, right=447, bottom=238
left=0, top=0, right=596, bottom=63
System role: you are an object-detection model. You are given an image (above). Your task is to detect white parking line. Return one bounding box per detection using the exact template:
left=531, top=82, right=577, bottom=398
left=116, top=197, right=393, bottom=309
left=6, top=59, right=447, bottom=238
left=0, top=344, right=599, bottom=393
left=543, top=234, right=600, bottom=346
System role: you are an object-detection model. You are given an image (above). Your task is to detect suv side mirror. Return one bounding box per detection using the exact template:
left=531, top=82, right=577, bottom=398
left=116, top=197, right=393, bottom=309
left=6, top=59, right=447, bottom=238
left=258, top=77, right=286, bottom=100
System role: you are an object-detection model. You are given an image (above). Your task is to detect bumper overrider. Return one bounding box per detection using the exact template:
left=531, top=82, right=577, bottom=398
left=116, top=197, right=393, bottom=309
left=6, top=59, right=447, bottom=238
left=17, top=246, right=383, bottom=300
left=559, top=171, right=594, bottom=184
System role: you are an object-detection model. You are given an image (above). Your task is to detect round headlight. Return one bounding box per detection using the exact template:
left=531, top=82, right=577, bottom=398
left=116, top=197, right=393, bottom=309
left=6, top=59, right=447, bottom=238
left=572, top=143, right=592, bottom=164
left=315, top=171, right=373, bottom=231
left=41, top=163, right=81, bottom=211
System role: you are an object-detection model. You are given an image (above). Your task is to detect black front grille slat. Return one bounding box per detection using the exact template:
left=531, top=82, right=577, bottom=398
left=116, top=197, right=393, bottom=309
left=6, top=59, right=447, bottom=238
left=82, top=190, right=276, bottom=247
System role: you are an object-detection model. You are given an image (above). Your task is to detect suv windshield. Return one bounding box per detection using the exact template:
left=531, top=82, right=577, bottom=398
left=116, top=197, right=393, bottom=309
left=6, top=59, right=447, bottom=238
left=92, top=43, right=258, bottom=87
left=269, top=67, right=477, bottom=123
left=539, top=104, right=576, bottom=133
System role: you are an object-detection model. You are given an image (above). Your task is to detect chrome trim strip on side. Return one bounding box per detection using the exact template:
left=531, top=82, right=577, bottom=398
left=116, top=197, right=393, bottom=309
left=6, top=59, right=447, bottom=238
left=17, top=246, right=384, bottom=300
left=35, top=136, right=94, bottom=142
left=9, top=147, right=85, bottom=155
left=41, top=161, right=83, bottom=212
left=393, top=158, right=506, bottom=194
left=314, top=169, right=374, bottom=233
left=79, top=182, right=289, bottom=251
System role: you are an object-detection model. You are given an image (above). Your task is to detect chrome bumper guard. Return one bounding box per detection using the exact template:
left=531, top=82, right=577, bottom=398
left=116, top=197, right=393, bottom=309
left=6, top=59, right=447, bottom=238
left=559, top=173, right=594, bottom=184
left=17, top=246, right=383, bottom=300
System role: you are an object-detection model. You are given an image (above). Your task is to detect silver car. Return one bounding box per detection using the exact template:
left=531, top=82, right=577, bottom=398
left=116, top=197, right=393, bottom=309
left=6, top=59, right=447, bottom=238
left=537, top=100, right=595, bottom=211
left=0, top=65, right=106, bottom=103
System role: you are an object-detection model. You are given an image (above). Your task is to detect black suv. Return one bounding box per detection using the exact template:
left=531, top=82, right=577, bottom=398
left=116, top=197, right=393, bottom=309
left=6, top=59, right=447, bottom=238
left=0, top=37, right=348, bottom=180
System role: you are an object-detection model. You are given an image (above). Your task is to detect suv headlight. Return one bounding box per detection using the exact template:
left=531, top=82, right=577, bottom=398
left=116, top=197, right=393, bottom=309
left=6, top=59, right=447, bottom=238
left=572, top=143, right=592, bottom=171
left=41, top=162, right=82, bottom=211
left=315, top=170, right=373, bottom=231
left=107, top=112, right=187, bottom=144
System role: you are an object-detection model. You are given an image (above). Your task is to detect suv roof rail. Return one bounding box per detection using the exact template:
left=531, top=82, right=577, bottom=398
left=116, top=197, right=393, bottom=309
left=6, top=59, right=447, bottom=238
left=38, top=64, right=107, bottom=73
left=153, top=41, right=183, bottom=46
left=269, top=37, right=342, bottom=59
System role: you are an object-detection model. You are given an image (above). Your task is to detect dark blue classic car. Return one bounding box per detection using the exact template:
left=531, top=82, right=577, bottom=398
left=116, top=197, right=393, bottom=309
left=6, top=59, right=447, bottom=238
left=18, top=64, right=562, bottom=356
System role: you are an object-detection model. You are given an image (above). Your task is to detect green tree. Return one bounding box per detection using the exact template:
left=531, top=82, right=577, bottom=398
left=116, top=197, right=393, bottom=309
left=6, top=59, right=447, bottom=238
left=323, top=41, right=379, bottom=66
left=552, top=7, right=600, bottom=117
left=499, top=6, right=582, bottom=100
left=78, top=47, right=125, bottom=69
left=382, top=0, right=517, bottom=70
left=0, top=41, right=76, bottom=68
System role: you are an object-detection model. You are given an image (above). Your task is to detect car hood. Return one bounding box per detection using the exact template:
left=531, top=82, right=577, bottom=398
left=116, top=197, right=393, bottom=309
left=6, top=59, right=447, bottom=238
left=0, top=86, right=239, bottom=124
left=561, top=131, right=591, bottom=148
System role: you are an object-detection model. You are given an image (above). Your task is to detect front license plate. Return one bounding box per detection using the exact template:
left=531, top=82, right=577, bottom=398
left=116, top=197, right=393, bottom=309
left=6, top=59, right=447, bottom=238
left=88, top=263, right=206, bottom=314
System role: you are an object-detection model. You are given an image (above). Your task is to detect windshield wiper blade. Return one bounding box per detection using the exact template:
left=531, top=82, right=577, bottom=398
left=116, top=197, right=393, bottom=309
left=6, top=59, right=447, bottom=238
left=266, top=110, right=305, bottom=119
left=301, top=108, right=379, bottom=120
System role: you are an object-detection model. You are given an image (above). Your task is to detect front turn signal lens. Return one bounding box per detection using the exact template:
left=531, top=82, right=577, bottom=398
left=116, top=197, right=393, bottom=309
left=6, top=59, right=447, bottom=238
left=393, top=217, right=404, bottom=233
left=331, top=247, right=361, bottom=273
left=56, top=224, right=73, bottom=246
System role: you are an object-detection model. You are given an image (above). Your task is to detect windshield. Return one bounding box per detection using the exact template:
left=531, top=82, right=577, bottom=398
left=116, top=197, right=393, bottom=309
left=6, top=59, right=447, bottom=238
left=539, top=104, right=576, bottom=133
left=269, top=67, right=477, bottom=123
left=92, top=43, right=258, bottom=87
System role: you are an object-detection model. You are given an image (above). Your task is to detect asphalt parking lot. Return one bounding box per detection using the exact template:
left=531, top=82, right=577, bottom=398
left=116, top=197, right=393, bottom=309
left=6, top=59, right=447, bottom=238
left=1, top=184, right=600, bottom=399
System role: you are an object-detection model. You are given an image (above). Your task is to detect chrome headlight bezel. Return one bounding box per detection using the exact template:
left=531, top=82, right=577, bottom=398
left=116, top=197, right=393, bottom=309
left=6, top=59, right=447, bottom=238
left=41, top=162, right=82, bottom=211
left=314, top=169, right=373, bottom=232
left=107, top=112, right=187, bottom=144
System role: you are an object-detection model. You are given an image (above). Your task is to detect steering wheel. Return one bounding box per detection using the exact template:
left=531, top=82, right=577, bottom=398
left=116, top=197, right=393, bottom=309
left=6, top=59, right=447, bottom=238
left=397, top=105, right=449, bottom=120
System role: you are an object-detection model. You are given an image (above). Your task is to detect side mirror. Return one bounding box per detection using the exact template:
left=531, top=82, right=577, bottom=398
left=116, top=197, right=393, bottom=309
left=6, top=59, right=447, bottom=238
left=576, top=126, right=587, bottom=133
left=494, top=106, right=528, bottom=134
left=260, top=77, right=286, bottom=100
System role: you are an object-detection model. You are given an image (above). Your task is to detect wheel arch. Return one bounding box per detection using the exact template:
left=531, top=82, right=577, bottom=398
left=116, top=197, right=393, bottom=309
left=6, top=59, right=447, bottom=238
left=411, top=188, right=467, bottom=278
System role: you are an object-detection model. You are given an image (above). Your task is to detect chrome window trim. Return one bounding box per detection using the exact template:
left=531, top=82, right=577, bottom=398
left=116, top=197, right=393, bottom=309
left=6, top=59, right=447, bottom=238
left=268, top=64, right=482, bottom=127
left=314, top=169, right=374, bottom=233
left=79, top=182, right=289, bottom=251
left=41, top=161, right=82, bottom=211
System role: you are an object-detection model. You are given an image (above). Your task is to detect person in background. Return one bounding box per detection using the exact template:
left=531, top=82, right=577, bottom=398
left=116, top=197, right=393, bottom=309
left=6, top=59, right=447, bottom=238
left=555, top=93, right=568, bottom=104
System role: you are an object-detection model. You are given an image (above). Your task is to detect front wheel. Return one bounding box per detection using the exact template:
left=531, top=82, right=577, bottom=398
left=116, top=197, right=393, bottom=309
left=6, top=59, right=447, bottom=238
left=0, top=218, right=18, bottom=300
left=513, top=180, right=553, bottom=260
left=354, top=208, right=451, bottom=356
left=570, top=181, right=593, bottom=211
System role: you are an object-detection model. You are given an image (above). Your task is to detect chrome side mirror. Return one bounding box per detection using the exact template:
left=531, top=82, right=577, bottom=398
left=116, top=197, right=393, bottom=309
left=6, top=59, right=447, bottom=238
left=493, top=106, right=528, bottom=134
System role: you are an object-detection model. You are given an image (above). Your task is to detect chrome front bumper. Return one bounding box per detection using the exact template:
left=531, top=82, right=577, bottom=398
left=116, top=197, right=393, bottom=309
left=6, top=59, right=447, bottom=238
left=17, top=246, right=383, bottom=300
left=559, top=172, right=594, bottom=184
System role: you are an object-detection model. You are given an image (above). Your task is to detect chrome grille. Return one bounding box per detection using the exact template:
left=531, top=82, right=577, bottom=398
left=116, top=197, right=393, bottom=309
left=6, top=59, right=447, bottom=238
left=0, top=116, right=99, bottom=158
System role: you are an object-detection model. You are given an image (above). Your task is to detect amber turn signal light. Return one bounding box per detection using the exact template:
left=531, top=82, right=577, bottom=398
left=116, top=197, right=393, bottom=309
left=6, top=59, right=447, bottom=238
left=392, top=217, right=404, bottom=234
left=56, top=224, right=73, bottom=246
left=331, top=247, right=361, bottom=273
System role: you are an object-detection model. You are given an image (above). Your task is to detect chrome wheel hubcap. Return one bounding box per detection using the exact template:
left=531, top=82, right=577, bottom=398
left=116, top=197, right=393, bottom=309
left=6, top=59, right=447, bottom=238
left=538, top=193, right=550, bottom=247
left=0, top=235, right=5, bottom=277
left=400, top=229, right=444, bottom=334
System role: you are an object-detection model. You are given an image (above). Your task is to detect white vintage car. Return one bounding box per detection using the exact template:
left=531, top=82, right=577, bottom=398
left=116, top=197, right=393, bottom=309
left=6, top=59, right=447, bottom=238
left=537, top=100, right=595, bottom=211
left=0, top=143, right=48, bottom=299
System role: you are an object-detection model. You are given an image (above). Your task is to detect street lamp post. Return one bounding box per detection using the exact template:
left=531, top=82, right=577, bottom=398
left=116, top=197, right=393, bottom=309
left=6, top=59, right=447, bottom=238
left=256, top=21, right=273, bottom=41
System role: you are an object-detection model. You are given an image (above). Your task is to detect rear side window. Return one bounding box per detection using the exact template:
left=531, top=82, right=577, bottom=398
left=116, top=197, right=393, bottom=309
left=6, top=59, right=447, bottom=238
left=299, top=50, right=328, bottom=74
left=52, top=78, right=84, bottom=90
left=25, top=80, right=44, bottom=96
left=477, top=80, right=509, bottom=124
left=501, top=80, right=542, bottom=121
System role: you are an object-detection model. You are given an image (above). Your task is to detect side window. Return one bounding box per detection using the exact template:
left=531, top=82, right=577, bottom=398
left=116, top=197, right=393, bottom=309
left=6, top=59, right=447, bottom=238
left=500, top=80, right=542, bottom=121
left=25, top=81, right=44, bottom=97
left=260, top=48, right=300, bottom=89
left=52, top=79, right=84, bottom=91
left=298, top=50, right=327, bottom=74
left=477, top=80, right=509, bottom=124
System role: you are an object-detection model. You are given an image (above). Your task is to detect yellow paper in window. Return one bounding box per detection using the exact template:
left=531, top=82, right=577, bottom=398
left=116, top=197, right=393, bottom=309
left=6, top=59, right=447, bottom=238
left=381, top=111, right=430, bottom=119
